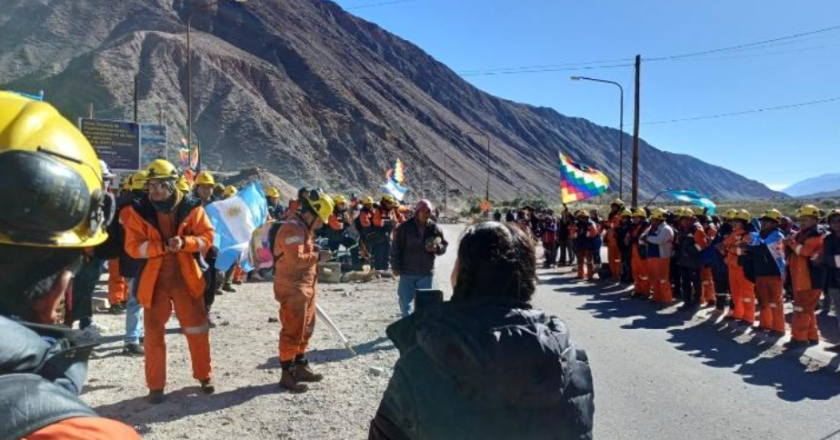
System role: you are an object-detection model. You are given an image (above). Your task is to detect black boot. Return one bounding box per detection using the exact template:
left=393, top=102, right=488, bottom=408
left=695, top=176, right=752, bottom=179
left=294, top=355, right=324, bottom=382
left=279, top=362, right=308, bottom=393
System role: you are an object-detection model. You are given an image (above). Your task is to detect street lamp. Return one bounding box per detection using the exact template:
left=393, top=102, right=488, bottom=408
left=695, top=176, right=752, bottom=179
left=570, top=75, right=625, bottom=200
left=463, top=131, right=491, bottom=202
left=185, top=0, right=248, bottom=172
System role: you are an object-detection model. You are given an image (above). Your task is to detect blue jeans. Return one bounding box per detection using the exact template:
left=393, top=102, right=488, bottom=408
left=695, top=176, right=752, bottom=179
left=124, top=278, right=144, bottom=344
left=397, top=274, right=433, bottom=317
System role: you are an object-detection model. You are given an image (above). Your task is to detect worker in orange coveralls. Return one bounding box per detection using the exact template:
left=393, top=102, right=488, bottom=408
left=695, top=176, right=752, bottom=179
left=123, top=159, right=216, bottom=404
left=274, top=189, right=335, bottom=393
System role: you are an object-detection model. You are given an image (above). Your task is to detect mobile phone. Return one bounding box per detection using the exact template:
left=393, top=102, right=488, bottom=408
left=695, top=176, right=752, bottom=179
left=414, top=289, right=444, bottom=311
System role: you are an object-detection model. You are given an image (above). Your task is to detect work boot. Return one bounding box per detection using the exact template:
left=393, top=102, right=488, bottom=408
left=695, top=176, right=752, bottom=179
left=279, top=364, right=308, bottom=393
left=199, top=379, right=215, bottom=394
left=123, top=343, right=144, bottom=356
left=294, top=356, right=324, bottom=383
left=222, top=283, right=236, bottom=293
left=148, top=389, right=165, bottom=404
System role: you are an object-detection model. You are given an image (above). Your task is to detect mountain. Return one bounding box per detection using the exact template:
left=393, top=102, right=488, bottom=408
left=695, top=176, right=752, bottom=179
left=0, top=0, right=782, bottom=201
left=783, top=174, right=840, bottom=198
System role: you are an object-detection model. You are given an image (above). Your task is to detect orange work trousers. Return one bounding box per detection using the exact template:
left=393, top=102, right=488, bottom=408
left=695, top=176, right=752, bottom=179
left=144, top=286, right=212, bottom=391
left=108, top=258, right=127, bottom=305
left=700, top=267, right=716, bottom=305
left=233, top=264, right=246, bottom=283
left=631, top=248, right=650, bottom=296
left=608, top=243, right=622, bottom=282
left=650, top=257, right=672, bottom=303
left=755, top=276, right=785, bottom=333
left=727, top=266, right=754, bottom=321
left=577, top=250, right=595, bottom=280
left=277, top=287, right=318, bottom=363
left=791, top=289, right=821, bottom=342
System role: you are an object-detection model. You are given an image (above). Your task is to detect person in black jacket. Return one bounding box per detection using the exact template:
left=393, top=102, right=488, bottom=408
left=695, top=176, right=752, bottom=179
left=369, top=221, right=594, bottom=440
left=823, top=209, right=840, bottom=352
left=390, top=200, right=448, bottom=317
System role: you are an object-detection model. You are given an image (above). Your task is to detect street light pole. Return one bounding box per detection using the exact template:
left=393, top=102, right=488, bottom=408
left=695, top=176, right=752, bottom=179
left=184, top=0, right=248, bottom=173
left=570, top=75, right=625, bottom=200
left=464, top=131, right=491, bottom=201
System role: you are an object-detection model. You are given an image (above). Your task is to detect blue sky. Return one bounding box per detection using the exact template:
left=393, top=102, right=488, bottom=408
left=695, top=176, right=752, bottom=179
left=331, top=0, right=839, bottom=190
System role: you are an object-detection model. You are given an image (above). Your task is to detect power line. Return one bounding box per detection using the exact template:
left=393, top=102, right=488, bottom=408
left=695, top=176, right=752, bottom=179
left=456, top=23, right=840, bottom=77
left=646, top=23, right=840, bottom=62
left=643, top=96, right=840, bottom=125
left=459, top=62, right=635, bottom=77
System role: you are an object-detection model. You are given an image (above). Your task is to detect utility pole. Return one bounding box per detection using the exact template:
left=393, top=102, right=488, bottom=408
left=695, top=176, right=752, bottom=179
left=631, top=54, right=641, bottom=207
left=88, top=102, right=93, bottom=119
left=158, top=106, right=163, bottom=125
left=133, top=74, right=139, bottom=123
left=187, top=16, right=193, bottom=171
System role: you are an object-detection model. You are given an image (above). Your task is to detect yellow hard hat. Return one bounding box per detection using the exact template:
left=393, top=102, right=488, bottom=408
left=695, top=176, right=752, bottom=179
left=305, top=190, right=335, bottom=223
left=611, top=198, right=625, bottom=207
left=363, top=196, right=374, bottom=206
left=224, top=185, right=238, bottom=198
left=577, top=210, right=590, bottom=218
left=650, top=208, right=668, bottom=221
left=265, top=187, right=280, bottom=199
left=195, top=171, right=215, bottom=186
left=129, top=170, right=148, bottom=191
left=334, top=195, right=347, bottom=205
left=797, top=204, right=822, bottom=219
left=734, top=209, right=751, bottom=222
left=761, top=209, right=783, bottom=222
left=621, top=208, right=633, bottom=218
left=632, top=208, right=647, bottom=218
left=176, top=176, right=191, bottom=192
left=382, top=194, right=396, bottom=205
left=827, top=209, right=840, bottom=223
left=723, top=209, right=738, bottom=221
left=146, top=159, right=178, bottom=181
left=0, top=91, right=111, bottom=248
left=680, top=208, right=694, bottom=217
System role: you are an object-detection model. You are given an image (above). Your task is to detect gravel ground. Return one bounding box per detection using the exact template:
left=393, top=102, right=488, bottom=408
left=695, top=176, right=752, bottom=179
left=82, top=224, right=462, bottom=439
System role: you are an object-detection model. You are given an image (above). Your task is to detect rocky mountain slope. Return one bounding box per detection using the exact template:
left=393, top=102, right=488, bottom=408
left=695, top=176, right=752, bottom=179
left=783, top=173, right=840, bottom=198
left=0, top=0, right=781, bottom=200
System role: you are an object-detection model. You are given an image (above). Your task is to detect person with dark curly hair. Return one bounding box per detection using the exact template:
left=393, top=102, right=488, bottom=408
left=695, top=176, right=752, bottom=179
left=368, top=221, right=595, bottom=440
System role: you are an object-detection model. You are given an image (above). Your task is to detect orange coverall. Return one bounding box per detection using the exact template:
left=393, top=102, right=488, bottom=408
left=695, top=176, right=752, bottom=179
left=107, top=258, right=127, bottom=305
left=723, top=227, right=754, bottom=322
left=787, top=228, right=825, bottom=343
left=123, top=197, right=215, bottom=391
left=605, top=213, right=622, bottom=282
left=630, top=222, right=651, bottom=296
left=700, top=225, right=718, bottom=305
left=274, top=215, right=320, bottom=363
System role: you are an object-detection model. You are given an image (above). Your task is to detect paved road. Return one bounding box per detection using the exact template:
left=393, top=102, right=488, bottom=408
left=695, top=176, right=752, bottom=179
left=439, top=224, right=840, bottom=440
left=534, top=266, right=840, bottom=440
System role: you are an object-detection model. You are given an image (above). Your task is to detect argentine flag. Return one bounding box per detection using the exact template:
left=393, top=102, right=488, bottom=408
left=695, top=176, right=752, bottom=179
left=381, top=177, right=408, bottom=202
left=666, top=189, right=716, bottom=215
left=205, top=182, right=268, bottom=272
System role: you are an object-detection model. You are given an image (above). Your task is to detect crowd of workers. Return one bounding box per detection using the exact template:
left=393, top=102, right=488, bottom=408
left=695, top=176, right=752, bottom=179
left=502, top=199, right=840, bottom=350
left=4, top=87, right=838, bottom=439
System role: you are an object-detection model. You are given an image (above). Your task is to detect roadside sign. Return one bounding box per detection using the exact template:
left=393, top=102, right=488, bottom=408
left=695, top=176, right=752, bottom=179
left=80, top=118, right=140, bottom=171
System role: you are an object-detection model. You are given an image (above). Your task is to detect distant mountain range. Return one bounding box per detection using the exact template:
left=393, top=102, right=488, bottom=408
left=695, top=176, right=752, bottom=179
left=782, top=174, right=840, bottom=198
left=0, top=0, right=784, bottom=200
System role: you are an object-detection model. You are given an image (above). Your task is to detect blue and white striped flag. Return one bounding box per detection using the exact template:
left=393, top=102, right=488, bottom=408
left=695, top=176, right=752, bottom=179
left=666, top=189, right=716, bottom=215
left=205, top=182, right=268, bottom=272
left=381, top=178, right=408, bottom=201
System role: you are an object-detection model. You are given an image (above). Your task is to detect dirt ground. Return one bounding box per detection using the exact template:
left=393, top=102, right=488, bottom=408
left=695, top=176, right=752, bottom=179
left=82, top=226, right=461, bottom=439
